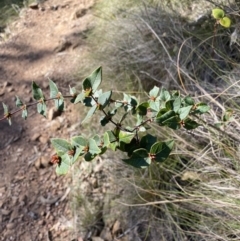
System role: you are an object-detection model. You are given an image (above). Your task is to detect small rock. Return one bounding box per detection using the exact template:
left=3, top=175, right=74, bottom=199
left=39, top=135, right=48, bottom=144
left=91, top=237, right=104, bottom=241
left=1, top=209, right=12, bottom=216
left=41, top=156, right=50, bottom=168
left=28, top=211, right=39, bottom=220
left=35, top=157, right=41, bottom=169
left=72, top=8, right=87, bottom=19
left=9, top=207, right=18, bottom=222
left=50, top=120, right=61, bottom=132
left=80, top=182, right=91, bottom=195
left=54, top=39, right=72, bottom=53
left=19, top=194, right=27, bottom=204
left=7, top=86, right=14, bottom=92
left=48, top=107, right=62, bottom=120
left=42, top=81, right=49, bottom=89
left=6, top=222, right=15, bottom=230
left=100, top=228, right=112, bottom=241
left=0, top=186, right=6, bottom=198
left=5, top=81, right=12, bottom=86
left=90, top=178, right=98, bottom=189
left=50, top=5, right=59, bottom=11
left=29, top=3, right=39, bottom=10
left=35, top=156, right=51, bottom=169
left=31, top=133, right=41, bottom=141
left=112, top=220, right=122, bottom=237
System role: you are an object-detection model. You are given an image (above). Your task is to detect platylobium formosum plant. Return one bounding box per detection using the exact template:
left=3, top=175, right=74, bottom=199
left=0, top=67, right=210, bottom=175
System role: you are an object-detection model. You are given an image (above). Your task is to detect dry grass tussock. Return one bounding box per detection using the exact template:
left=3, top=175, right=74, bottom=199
left=73, top=0, right=240, bottom=240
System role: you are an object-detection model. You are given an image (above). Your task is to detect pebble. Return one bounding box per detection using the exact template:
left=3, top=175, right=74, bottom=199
left=1, top=209, right=12, bottom=216
left=39, top=135, right=48, bottom=144
left=6, top=222, right=15, bottom=230
left=31, top=133, right=41, bottom=141
left=48, top=107, right=62, bottom=121
left=90, top=178, right=98, bottom=189
left=35, top=157, right=42, bottom=169
left=91, top=237, right=104, bottom=241
left=42, top=156, right=51, bottom=167
left=50, top=120, right=61, bottom=132
left=72, top=8, right=87, bottom=19
left=80, top=182, right=91, bottom=195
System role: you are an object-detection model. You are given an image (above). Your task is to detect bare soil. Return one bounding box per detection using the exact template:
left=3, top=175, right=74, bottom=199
left=0, top=0, right=96, bottom=240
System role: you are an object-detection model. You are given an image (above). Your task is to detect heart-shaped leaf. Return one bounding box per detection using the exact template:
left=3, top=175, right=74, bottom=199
left=122, top=148, right=151, bottom=168
left=212, top=8, right=225, bottom=19
left=219, top=16, right=231, bottom=28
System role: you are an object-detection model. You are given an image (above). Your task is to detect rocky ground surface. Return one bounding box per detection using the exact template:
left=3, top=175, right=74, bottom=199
left=0, top=0, right=131, bottom=240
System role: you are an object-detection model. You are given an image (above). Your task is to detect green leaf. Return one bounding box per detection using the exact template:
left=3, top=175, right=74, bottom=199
left=173, top=96, right=181, bottom=112
left=212, top=8, right=225, bottom=19
left=149, top=99, right=160, bottom=112
left=81, top=105, right=97, bottom=124
left=150, top=140, right=174, bottom=162
left=98, top=91, right=112, bottom=109
left=2, top=103, right=11, bottom=125
left=54, top=98, right=64, bottom=111
left=15, top=96, right=23, bottom=107
left=56, top=160, right=70, bottom=175
left=32, top=81, right=44, bottom=100
left=72, top=146, right=85, bottom=163
left=83, top=66, right=102, bottom=94
left=2, top=103, right=8, bottom=115
left=71, top=136, right=88, bottom=148
left=103, top=131, right=110, bottom=147
left=156, top=109, right=176, bottom=125
left=219, top=16, right=231, bottom=28
left=136, top=102, right=149, bottom=116
left=106, top=130, right=118, bottom=151
left=149, top=86, right=160, bottom=98
left=56, top=153, right=72, bottom=175
left=100, top=109, right=117, bottom=126
left=166, top=99, right=174, bottom=110
left=92, top=135, right=101, bottom=145
left=122, top=148, right=151, bottom=168
left=22, top=109, right=28, bottom=119
left=163, top=115, right=181, bottom=129
left=37, top=102, right=47, bottom=117
left=84, top=152, right=98, bottom=162
left=69, top=85, right=77, bottom=103
left=51, top=138, right=72, bottom=154
left=15, top=97, right=28, bottom=119
left=223, top=109, right=233, bottom=122
left=195, top=103, right=210, bottom=114
left=123, top=93, right=138, bottom=112
left=184, top=96, right=195, bottom=106
left=178, top=106, right=193, bottom=120
left=118, top=130, right=135, bottom=144
left=49, top=79, right=59, bottom=98
left=184, top=118, right=199, bottom=130
left=159, top=88, right=171, bottom=102
left=83, top=97, right=94, bottom=107
left=115, top=101, right=123, bottom=109
left=74, top=92, right=85, bottom=104
left=118, top=138, right=139, bottom=156
left=88, top=138, right=101, bottom=155
left=140, top=134, right=157, bottom=152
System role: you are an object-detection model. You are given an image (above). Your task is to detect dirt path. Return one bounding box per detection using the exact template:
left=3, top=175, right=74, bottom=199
left=0, top=1, right=95, bottom=240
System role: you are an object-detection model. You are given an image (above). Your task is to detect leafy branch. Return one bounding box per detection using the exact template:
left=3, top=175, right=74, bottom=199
left=0, top=67, right=211, bottom=175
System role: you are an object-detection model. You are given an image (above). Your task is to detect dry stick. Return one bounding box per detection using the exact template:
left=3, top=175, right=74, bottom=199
left=0, top=95, right=73, bottom=122
left=117, top=198, right=201, bottom=207
left=212, top=79, right=240, bottom=101
left=177, top=37, right=192, bottom=94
